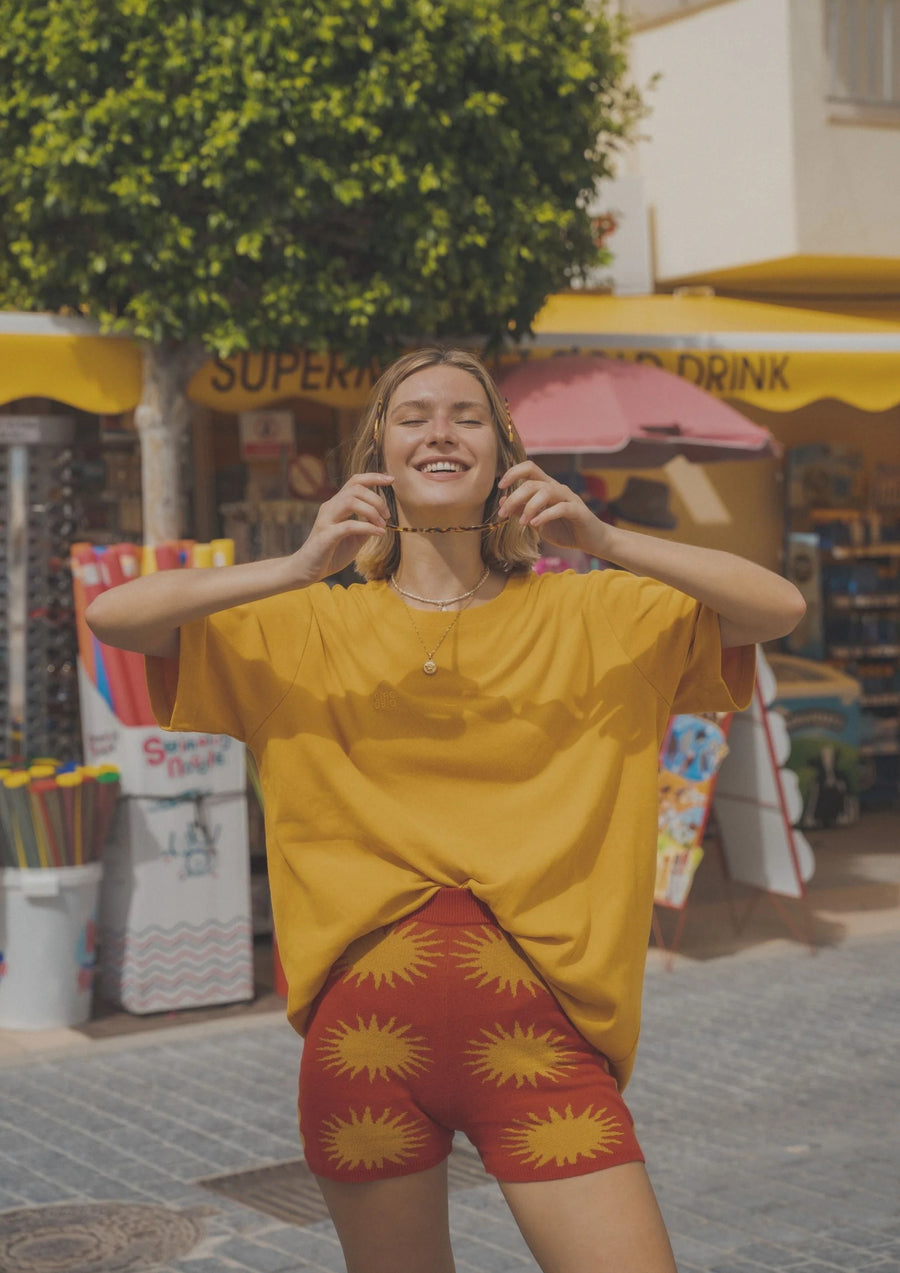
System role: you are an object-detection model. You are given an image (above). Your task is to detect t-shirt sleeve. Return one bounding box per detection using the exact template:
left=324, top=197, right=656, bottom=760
left=145, top=595, right=312, bottom=742
left=593, top=570, right=756, bottom=714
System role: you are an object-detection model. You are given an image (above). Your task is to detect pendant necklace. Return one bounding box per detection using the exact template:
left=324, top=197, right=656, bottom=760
left=389, top=565, right=490, bottom=612
left=390, top=567, right=491, bottom=674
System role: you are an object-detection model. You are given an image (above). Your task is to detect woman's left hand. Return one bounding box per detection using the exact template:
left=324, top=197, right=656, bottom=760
left=497, top=461, right=605, bottom=552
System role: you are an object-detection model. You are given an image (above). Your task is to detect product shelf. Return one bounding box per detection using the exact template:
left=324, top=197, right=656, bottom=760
left=826, top=594, right=900, bottom=610
left=824, top=544, right=900, bottom=560
left=860, top=740, right=900, bottom=757
left=828, top=645, right=900, bottom=660
left=861, top=693, right=900, bottom=708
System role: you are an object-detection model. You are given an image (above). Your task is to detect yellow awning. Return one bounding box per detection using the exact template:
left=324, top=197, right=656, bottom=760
left=3, top=295, right=900, bottom=416
left=0, top=317, right=142, bottom=414
left=661, top=253, right=900, bottom=298
left=519, top=293, right=900, bottom=412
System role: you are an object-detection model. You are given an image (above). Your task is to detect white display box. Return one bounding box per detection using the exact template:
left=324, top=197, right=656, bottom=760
left=78, top=666, right=244, bottom=798
left=99, top=791, right=254, bottom=1014
left=78, top=664, right=254, bottom=1013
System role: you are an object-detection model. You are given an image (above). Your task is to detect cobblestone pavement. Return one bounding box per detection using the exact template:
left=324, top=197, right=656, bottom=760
left=1, top=931, right=898, bottom=1273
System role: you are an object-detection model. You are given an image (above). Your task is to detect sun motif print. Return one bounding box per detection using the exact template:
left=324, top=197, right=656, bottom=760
left=503, top=1103, right=625, bottom=1169
left=336, top=923, right=442, bottom=989
left=299, top=893, right=645, bottom=1184
left=465, top=1020, right=579, bottom=1088
left=453, top=927, right=548, bottom=997
left=320, top=1106, right=430, bottom=1171
left=317, top=1013, right=432, bottom=1082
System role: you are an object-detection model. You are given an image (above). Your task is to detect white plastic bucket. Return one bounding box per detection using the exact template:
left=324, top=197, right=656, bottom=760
left=0, top=863, right=103, bottom=1029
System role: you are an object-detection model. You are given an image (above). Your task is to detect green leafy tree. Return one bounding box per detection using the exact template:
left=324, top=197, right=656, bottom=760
left=0, top=0, right=641, bottom=541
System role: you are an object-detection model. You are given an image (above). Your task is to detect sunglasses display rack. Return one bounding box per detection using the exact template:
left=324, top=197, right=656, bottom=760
left=1, top=415, right=81, bottom=763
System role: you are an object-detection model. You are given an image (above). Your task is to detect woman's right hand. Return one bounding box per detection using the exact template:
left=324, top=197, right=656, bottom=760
left=291, top=473, right=394, bottom=584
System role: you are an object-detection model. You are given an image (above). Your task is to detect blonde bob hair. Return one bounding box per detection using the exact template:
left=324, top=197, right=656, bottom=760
left=347, top=347, right=540, bottom=582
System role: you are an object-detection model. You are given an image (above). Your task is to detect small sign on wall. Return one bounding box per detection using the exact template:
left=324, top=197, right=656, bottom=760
left=238, top=409, right=295, bottom=460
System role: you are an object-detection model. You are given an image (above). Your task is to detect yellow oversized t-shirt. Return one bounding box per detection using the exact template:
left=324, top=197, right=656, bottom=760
left=148, top=569, right=754, bottom=1088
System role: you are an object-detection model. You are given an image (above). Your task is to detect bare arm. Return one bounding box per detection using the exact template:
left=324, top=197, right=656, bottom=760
left=86, top=556, right=301, bottom=658
left=498, top=462, right=806, bottom=648
left=85, top=473, right=394, bottom=658
left=578, top=522, right=805, bottom=647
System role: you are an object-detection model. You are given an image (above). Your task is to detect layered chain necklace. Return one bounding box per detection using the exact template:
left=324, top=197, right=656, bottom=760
left=389, top=566, right=491, bottom=674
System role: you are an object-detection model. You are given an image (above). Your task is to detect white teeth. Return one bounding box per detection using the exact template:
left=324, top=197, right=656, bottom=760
left=420, top=462, right=465, bottom=473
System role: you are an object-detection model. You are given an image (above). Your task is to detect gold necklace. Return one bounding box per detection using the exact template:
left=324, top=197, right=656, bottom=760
left=389, top=566, right=490, bottom=611
left=394, top=577, right=488, bottom=675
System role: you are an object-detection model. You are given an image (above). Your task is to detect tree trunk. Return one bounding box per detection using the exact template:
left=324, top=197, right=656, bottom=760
left=135, top=341, right=208, bottom=545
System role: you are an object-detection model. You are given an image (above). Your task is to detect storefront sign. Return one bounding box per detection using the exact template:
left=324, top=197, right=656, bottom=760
left=238, top=409, right=295, bottom=459
left=492, top=347, right=793, bottom=397
left=183, top=338, right=900, bottom=415
left=195, top=350, right=383, bottom=411
left=0, top=415, right=76, bottom=446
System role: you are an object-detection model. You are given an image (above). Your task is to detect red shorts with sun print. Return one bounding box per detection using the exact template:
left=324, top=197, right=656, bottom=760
left=298, top=888, right=644, bottom=1183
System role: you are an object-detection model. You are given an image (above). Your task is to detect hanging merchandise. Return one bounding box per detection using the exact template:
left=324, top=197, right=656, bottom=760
left=651, top=713, right=733, bottom=965
left=0, top=416, right=83, bottom=762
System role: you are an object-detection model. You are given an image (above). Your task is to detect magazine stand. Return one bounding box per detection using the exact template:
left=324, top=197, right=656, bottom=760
left=651, top=712, right=733, bottom=968
left=651, top=649, right=818, bottom=965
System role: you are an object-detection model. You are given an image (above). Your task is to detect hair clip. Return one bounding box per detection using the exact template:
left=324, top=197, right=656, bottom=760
left=373, top=398, right=384, bottom=444
left=504, top=398, right=515, bottom=444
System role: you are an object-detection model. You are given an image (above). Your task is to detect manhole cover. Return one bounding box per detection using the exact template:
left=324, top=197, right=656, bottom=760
left=0, top=1202, right=210, bottom=1273
left=198, top=1147, right=489, bottom=1227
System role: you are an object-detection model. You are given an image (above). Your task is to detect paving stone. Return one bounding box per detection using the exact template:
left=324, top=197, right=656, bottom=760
left=0, top=931, right=897, bottom=1270
left=208, top=1236, right=305, bottom=1272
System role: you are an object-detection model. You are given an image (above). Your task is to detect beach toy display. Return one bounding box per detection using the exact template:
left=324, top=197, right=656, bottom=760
left=69, top=539, right=234, bottom=726
left=0, top=762, right=120, bottom=870
left=0, top=760, right=121, bottom=1029
left=71, top=540, right=253, bottom=1017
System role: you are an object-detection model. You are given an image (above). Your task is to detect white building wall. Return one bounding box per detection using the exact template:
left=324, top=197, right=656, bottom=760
left=631, top=0, right=798, bottom=280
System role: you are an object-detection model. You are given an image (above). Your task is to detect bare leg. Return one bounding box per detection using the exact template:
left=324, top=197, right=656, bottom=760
left=315, top=1158, right=456, bottom=1273
left=500, top=1161, right=677, bottom=1273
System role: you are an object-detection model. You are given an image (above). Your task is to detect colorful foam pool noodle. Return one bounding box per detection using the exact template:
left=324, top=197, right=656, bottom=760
left=92, top=549, right=142, bottom=726
left=99, top=549, right=155, bottom=725
left=211, top=538, right=235, bottom=567
left=70, top=543, right=99, bottom=686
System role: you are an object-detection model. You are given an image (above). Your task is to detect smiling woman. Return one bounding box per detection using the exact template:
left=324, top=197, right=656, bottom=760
left=86, top=345, right=804, bottom=1273
left=347, top=349, right=538, bottom=584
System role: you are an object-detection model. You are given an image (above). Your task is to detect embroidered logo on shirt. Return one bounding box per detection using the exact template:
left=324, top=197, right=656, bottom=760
left=372, top=684, right=400, bottom=711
